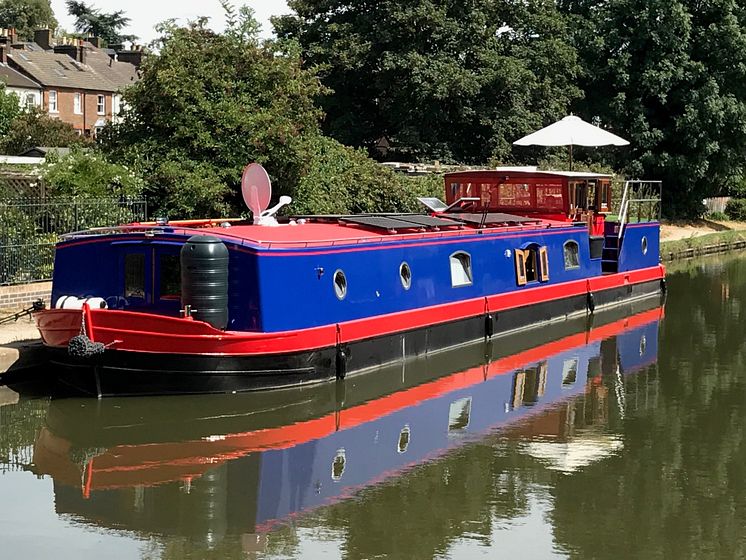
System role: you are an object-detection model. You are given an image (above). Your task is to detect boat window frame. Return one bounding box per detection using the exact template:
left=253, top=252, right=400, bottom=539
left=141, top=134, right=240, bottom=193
left=124, top=252, right=146, bottom=300
left=563, top=240, right=580, bottom=270
left=157, top=253, right=181, bottom=301
left=399, top=261, right=412, bottom=290
left=449, top=251, right=473, bottom=287
left=333, top=269, right=348, bottom=300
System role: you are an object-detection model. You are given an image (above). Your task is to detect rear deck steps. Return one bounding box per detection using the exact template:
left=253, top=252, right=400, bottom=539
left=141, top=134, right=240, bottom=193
left=602, top=234, right=620, bottom=273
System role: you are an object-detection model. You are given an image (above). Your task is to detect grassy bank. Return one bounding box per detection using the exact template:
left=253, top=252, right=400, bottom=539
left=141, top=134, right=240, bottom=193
left=660, top=229, right=746, bottom=260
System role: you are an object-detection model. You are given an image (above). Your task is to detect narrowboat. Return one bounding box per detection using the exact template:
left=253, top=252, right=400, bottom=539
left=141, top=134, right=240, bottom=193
left=31, top=300, right=662, bottom=542
left=33, top=165, right=665, bottom=396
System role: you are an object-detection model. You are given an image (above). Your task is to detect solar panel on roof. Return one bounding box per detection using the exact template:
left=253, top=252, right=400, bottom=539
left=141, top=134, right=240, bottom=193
left=450, top=212, right=542, bottom=227
left=391, top=215, right=461, bottom=228
left=340, top=216, right=427, bottom=231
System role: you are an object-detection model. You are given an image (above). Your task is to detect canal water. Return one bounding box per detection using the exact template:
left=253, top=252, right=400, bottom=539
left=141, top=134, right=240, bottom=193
left=0, top=252, right=743, bottom=559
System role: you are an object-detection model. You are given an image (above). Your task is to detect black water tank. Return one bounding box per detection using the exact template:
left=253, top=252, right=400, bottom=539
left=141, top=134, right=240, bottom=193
left=180, top=235, right=229, bottom=330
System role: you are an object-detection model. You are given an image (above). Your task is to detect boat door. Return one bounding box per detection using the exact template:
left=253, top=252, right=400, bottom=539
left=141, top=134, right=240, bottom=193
left=120, top=247, right=152, bottom=309
left=118, top=243, right=182, bottom=313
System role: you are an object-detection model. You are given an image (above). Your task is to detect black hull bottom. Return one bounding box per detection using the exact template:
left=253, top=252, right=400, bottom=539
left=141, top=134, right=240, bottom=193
left=47, top=280, right=665, bottom=397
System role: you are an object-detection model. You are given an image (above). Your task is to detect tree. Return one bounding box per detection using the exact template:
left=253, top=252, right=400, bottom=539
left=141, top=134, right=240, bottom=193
left=0, top=0, right=57, bottom=40
left=273, top=0, right=582, bottom=164
left=0, top=82, right=21, bottom=139
left=562, top=0, right=746, bottom=217
left=1, top=108, right=90, bottom=155
left=65, top=0, right=135, bottom=44
left=99, top=7, right=326, bottom=218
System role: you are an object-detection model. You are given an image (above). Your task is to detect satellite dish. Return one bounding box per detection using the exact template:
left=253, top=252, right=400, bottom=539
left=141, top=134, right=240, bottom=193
left=241, top=163, right=272, bottom=218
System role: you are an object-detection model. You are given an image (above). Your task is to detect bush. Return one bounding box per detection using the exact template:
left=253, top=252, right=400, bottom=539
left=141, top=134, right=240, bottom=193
left=41, top=149, right=144, bottom=198
left=291, top=136, right=446, bottom=215
left=725, top=198, right=746, bottom=221
left=707, top=211, right=728, bottom=221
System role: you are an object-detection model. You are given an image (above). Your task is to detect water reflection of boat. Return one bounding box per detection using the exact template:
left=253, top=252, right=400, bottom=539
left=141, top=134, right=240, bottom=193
left=31, top=298, right=662, bottom=546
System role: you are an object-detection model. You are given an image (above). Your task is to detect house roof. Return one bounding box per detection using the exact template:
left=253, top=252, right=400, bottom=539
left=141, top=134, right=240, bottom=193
left=19, top=147, right=72, bottom=157
left=0, top=62, right=41, bottom=89
left=7, top=46, right=137, bottom=92
left=82, top=42, right=138, bottom=89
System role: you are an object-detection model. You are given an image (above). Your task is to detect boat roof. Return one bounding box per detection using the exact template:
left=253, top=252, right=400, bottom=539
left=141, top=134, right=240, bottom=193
left=63, top=213, right=575, bottom=250
left=445, top=168, right=614, bottom=180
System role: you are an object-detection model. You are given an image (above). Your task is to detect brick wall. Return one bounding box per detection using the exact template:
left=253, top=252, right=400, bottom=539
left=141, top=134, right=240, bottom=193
left=44, top=88, right=112, bottom=134
left=0, top=281, right=52, bottom=311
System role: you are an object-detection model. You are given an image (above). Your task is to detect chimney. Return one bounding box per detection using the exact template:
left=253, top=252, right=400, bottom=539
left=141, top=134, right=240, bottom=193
left=116, top=46, right=144, bottom=69
left=88, top=36, right=102, bottom=48
left=54, top=41, right=86, bottom=65
left=34, top=28, right=53, bottom=50
left=8, top=27, right=17, bottom=45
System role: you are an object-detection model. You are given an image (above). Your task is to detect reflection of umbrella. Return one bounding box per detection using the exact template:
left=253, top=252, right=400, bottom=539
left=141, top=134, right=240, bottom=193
left=513, top=115, right=629, bottom=169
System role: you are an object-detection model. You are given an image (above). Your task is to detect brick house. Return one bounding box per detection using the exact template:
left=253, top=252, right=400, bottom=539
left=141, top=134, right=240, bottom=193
left=4, top=29, right=139, bottom=136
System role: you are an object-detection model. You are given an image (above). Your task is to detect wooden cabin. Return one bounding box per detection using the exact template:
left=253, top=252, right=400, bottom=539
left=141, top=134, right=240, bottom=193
left=443, top=168, right=613, bottom=235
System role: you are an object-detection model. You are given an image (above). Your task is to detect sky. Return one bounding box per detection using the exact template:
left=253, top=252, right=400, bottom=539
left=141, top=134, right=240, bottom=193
left=49, top=0, right=291, bottom=43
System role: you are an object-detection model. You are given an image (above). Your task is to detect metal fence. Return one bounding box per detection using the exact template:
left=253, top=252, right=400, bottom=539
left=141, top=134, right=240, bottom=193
left=0, top=197, right=147, bottom=285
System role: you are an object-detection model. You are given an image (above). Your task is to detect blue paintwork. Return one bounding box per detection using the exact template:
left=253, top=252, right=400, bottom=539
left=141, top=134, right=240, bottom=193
left=616, top=223, right=661, bottom=272
left=253, top=318, right=659, bottom=526
left=51, top=220, right=659, bottom=332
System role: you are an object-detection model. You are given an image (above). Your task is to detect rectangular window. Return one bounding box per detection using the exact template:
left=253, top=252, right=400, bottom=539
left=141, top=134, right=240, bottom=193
left=112, top=94, right=120, bottom=115
left=124, top=253, right=145, bottom=298
left=159, top=254, right=181, bottom=299
left=97, top=94, right=105, bottom=115
left=74, top=92, right=82, bottom=114
left=48, top=90, right=57, bottom=113
left=536, top=185, right=564, bottom=210
left=24, top=93, right=35, bottom=108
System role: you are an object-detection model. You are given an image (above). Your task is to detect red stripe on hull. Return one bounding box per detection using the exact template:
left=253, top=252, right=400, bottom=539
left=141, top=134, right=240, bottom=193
left=35, top=265, right=665, bottom=356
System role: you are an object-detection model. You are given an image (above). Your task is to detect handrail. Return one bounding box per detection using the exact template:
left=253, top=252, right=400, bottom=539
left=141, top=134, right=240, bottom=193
left=618, top=180, right=662, bottom=243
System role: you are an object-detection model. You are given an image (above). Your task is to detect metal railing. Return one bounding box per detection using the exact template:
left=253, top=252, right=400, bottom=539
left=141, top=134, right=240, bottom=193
left=0, top=197, right=147, bottom=285
left=617, top=180, right=662, bottom=241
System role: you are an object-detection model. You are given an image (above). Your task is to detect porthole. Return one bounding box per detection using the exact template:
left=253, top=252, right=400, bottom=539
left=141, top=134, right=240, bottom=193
left=333, top=269, right=347, bottom=300
left=641, top=236, right=648, bottom=255
left=398, top=425, right=411, bottom=454
left=399, top=262, right=412, bottom=290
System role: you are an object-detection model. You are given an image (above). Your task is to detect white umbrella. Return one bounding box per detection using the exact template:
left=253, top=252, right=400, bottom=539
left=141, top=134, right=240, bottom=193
left=513, top=115, right=629, bottom=169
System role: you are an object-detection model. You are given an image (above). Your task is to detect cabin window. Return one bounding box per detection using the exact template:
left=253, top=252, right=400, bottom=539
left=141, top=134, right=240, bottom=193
left=449, top=252, right=472, bottom=287
left=499, top=183, right=532, bottom=207
left=159, top=254, right=181, bottom=299
left=124, top=253, right=145, bottom=298
left=564, top=241, right=580, bottom=269
left=515, top=245, right=548, bottom=284
left=562, top=358, right=578, bottom=386
left=400, top=262, right=412, bottom=290
left=536, top=185, right=564, bottom=210
left=331, top=449, right=346, bottom=481
left=642, top=236, right=648, bottom=255
left=398, top=425, right=410, bottom=453
left=510, top=362, right=548, bottom=409
left=448, top=397, right=472, bottom=431
left=334, top=270, right=347, bottom=300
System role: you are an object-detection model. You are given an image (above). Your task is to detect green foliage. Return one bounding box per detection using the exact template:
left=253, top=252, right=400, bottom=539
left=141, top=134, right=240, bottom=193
left=274, top=0, right=582, bottom=164
left=40, top=148, right=144, bottom=197
left=0, top=0, right=56, bottom=40
left=562, top=0, right=746, bottom=218
left=293, top=136, right=442, bottom=215
left=725, top=198, right=746, bottom=221
left=65, top=0, right=135, bottom=43
left=100, top=7, right=325, bottom=219
left=0, top=83, right=21, bottom=138
left=708, top=211, right=728, bottom=221
left=1, top=108, right=90, bottom=155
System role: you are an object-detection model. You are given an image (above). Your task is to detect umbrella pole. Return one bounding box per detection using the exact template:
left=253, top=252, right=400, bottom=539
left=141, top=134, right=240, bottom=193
left=569, top=144, right=573, bottom=171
